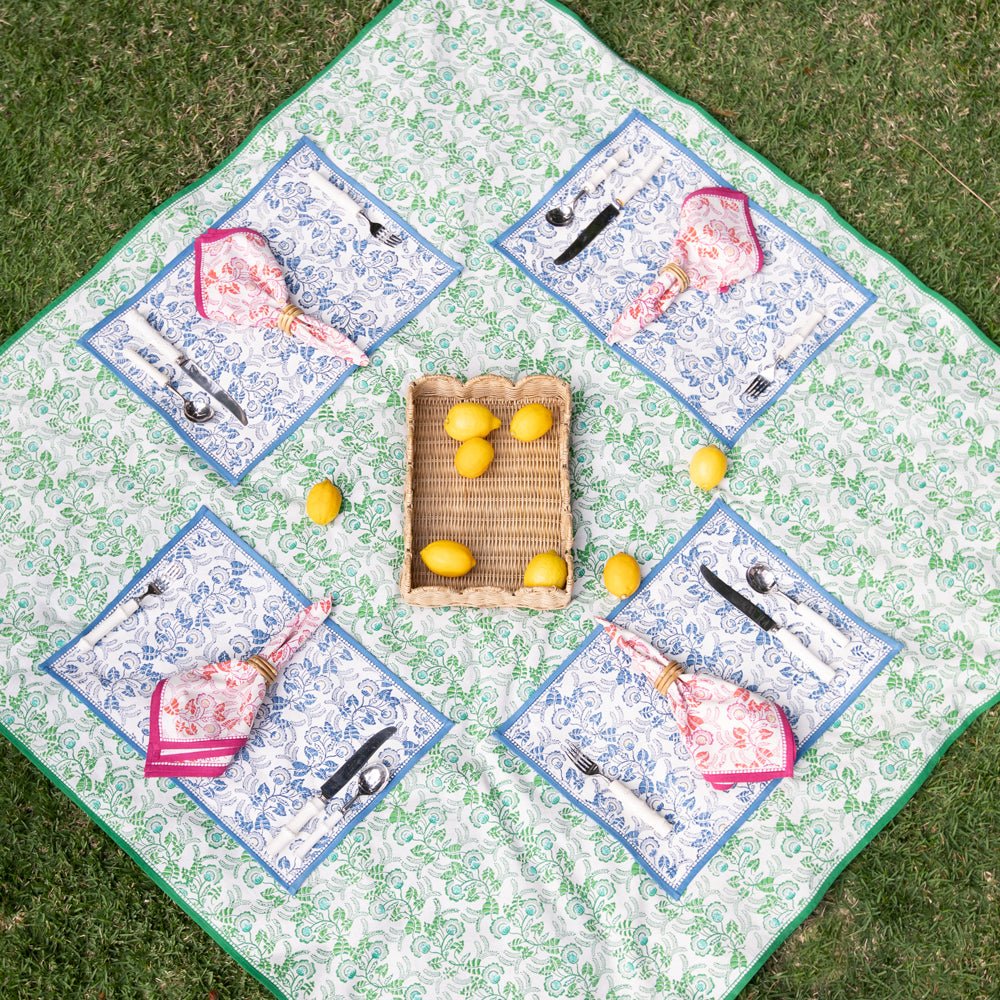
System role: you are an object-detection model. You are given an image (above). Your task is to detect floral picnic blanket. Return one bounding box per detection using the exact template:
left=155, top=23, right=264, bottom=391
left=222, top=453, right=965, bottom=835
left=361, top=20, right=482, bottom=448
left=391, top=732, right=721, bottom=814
left=0, top=0, right=997, bottom=998
left=39, top=507, right=450, bottom=893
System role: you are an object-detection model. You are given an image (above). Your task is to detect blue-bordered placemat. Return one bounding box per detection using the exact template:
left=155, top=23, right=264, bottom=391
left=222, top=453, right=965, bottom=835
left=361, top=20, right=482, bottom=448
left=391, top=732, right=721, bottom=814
left=493, top=110, right=875, bottom=445
left=39, top=506, right=451, bottom=893
left=81, top=137, right=462, bottom=484
left=496, top=499, right=902, bottom=897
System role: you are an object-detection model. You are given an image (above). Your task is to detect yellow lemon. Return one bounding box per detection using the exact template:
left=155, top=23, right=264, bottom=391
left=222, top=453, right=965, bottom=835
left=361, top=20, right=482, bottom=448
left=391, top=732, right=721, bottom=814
left=454, top=437, right=495, bottom=479
left=509, top=403, right=554, bottom=442
left=305, top=479, right=342, bottom=525
left=523, top=550, right=568, bottom=588
left=444, top=402, right=502, bottom=442
left=420, top=540, right=477, bottom=578
left=689, top=445, right=728, bottom=491
left=603, top=552, right=641, bottom=599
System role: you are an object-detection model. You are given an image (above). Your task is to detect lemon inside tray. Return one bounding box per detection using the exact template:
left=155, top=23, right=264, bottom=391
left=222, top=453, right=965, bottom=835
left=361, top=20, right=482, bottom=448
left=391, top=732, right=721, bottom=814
left=401, top=374, right=573, bottom=609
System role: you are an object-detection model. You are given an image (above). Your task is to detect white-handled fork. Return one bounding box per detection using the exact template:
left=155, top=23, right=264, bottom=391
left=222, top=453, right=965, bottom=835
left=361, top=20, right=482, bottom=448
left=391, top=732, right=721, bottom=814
left=564, top=743, right=673, bottom=838
left=76, top=562, right=182, bottom=653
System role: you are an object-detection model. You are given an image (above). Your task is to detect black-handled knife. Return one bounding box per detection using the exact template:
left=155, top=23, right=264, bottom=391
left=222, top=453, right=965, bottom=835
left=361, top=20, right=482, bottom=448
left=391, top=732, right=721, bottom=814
left=268, top=725, right=397, bottom=852
left=553, top=154, right=664, bottom=265
left=699, top=564, right=835, bottom=682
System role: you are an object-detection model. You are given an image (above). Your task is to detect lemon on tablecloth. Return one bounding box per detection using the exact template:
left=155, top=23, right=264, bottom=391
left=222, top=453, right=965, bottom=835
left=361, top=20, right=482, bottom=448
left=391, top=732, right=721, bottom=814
left=510, top=403, right=553, bottom=442
left=603, top=552, right=641, bottom=598
left=444, top=402, right=502, bottom=441
left=523, top=550, right=568, bottom=588
left=454, top=437, right=494, bottom=478
left=689, top=445, right=728, bottom=491
left=305, top=479, right=342, bottom=525
left=420, top=540, right=477, bottom=578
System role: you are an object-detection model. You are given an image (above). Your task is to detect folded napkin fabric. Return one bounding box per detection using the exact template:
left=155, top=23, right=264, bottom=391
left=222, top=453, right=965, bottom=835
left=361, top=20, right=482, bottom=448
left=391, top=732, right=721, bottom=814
left=596, top=617, right=795, bottom=790
left=608, top=187, right=764, bottom=343
left=194, top=227, right=369, bottom=366
left=145, top=596, right=332, bottom=778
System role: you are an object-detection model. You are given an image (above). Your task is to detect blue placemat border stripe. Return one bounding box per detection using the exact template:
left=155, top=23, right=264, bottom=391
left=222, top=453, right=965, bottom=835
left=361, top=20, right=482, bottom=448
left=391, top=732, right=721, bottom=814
left=39, top=504, right=452, bottom=893
left=490, top=109, right=877, bottom=447
left=79, top=136, right=463, bottom=485
left=495, top=498, right=903, bottom=898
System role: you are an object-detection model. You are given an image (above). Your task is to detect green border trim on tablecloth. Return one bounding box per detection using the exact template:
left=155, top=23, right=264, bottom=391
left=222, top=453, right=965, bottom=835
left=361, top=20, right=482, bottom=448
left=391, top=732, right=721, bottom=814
left=1, top=0, right=998, bottom=997
left=0, top=0, right=409, bottom=359
left=721, top=688, right=1000, bottom=998
left=0, top=719, right=292, bottom=1000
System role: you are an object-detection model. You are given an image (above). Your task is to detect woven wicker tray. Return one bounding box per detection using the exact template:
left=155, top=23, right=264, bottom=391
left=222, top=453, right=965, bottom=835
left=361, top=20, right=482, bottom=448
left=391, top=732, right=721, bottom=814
left=401, top=374, right=573, bottom=609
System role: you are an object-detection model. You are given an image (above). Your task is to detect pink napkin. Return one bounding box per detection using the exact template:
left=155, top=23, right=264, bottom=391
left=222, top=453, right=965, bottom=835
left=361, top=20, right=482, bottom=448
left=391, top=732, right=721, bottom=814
left=596, top=618, right=795, bottom=790
left=194, top=227, right=369, bottom=366
left=608, top=187, right=764, bottom=343
left=145, top=597, right=332, bottom=779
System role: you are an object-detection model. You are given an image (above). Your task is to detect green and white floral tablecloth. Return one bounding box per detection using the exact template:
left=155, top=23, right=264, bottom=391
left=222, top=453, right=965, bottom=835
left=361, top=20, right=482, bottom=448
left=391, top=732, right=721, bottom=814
left=1, top=0, right=997, bottom=997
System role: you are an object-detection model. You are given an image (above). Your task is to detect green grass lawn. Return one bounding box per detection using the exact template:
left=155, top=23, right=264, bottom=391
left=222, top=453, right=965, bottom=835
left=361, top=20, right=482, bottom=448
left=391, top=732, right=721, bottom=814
left=1, top=0, right=997, bottom=997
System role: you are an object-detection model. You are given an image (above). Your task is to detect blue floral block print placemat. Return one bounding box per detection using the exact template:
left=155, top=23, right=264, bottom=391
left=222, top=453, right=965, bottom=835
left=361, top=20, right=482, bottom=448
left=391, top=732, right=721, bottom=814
left=81, top=137, right=461, bottom=484
left=494, top=111, right=875, bottom=445
left=497, top=500, right=901, bottom=898
left=39, top=507, right=451, bottom=893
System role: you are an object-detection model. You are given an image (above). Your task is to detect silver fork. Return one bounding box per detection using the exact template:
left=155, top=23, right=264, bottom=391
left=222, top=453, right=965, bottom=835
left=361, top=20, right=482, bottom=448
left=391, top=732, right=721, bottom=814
left=77, top=563, right=182, bottom=652
left=564, top=743, right=673, bottom=836
left=355, top=208, right=403, bottom=247
left=308, top=170, right=403, bottom=247
left=742, top=313, right=823, bottom=401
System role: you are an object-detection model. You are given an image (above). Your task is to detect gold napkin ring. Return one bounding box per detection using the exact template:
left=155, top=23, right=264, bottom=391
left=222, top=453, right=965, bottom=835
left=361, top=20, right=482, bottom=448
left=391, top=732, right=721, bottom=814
left=653, top=660, right=684, bottom=696
left=276, top=304, right=303, bottom=335
left=657, top=262, right=690, bottom=294
left=247, top=654, right=278, bottom=685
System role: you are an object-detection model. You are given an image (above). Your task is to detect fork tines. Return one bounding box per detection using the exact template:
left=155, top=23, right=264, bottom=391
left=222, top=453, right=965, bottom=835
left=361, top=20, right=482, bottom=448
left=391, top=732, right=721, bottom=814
left=373, top=226, right=403, bottom=247
left=742, top=375, right=771, bottom=400
left=564, top=742, right=597, bottom=775
left=363, top=216, right=403, bottom=247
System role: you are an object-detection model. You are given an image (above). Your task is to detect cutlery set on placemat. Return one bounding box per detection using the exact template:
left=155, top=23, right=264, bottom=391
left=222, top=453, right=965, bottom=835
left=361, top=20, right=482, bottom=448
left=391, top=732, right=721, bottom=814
left=117, top=173, right=397, bottom=427
left=494, top=111, right=876, bottom=446
left=498, top=502, right=901, bottom=897
left=42, top=509, right=450, bottom=893
left=547, top=142, right=825, bottom=407
left=80, top=138, right=462, bottom=485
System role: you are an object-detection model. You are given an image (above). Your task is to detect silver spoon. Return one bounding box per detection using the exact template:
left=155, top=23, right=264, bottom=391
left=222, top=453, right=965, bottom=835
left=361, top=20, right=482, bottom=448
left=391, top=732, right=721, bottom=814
left=123, top=347, right=213, bottom=423
left=545, top=146, right=630, bottom=227
left=339, top=763, right=389, bottom=816
left=546, top=188, right=588, bottom=228
left=746, top=563, right=848, bottom=646
left=292, top=763, right=390, bottom=858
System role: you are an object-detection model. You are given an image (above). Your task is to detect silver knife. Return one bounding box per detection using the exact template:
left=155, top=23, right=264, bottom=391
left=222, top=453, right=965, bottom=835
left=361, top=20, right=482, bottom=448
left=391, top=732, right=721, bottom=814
left=267, top=725, right=397, bottom=854
left=553, top=154, right=664, bottom=265
left=699, top=564, right=836, bottom=682
left=126, top=310, right=248, bottom=425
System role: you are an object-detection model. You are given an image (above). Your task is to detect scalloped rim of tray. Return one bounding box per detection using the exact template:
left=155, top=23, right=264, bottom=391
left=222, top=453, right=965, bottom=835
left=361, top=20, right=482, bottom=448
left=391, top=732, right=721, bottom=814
left=400, top=374, right=573, bottom=609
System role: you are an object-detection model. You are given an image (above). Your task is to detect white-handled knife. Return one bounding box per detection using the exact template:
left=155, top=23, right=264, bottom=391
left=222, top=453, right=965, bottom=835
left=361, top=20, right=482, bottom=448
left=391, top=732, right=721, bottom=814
left=125, top=311, right=247, bottom=425
left=700, top=564, right=837, bottom=683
